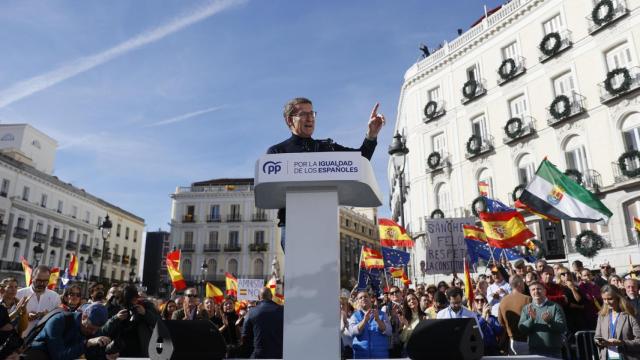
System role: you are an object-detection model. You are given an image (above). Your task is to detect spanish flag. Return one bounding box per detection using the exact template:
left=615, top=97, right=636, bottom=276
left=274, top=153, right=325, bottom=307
left=20, top=257, right=31, bottom=286
left=267, top=276, right=277, bottom=294
left=206, top=282, right=225, bottom=304
left=273, top=293, right=285, bottom=305
left=48, top=267, right=60, bottom=290
left=68, top=254, right=79, bottom=277
left=479, top=210, right=534, bottom=248
left=634, top=217, right=640, bottom=232
left=360, top=246, right=384, bottom=269
left=401, top=271, right=411, bottom=286
left=515, top=199, right=560, bottom=223
left=166, top=250, right=187, bottom=291
left=462, top=225, right=487, bottom=242
left=463, top=258, right=474, bottom=304
left=388, top=267, right=405, bottom=278
left=478, top=181, right=489, bottom=196
left=378, top=218, right=414, bottom=248
left=225, top=272, right=238, bottom=297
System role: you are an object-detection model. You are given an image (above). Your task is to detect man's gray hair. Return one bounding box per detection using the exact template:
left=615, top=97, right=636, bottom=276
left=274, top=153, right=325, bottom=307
left=510, top=275, right=524, bottom=289
left=283, top=97, right=312, bottom=119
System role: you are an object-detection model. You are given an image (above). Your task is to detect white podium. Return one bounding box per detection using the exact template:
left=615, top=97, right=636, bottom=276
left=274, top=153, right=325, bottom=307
left=255, top=152, right=382, bottom=360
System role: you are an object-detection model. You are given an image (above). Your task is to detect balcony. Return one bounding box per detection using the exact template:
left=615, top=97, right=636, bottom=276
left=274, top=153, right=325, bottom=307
left=0, top=260, right=22, bottom=271
left=103, top=252, right=112, bottom=261
left=179, top=243, right=195, bottom=252
left=112, top=254, right=121, bottom=263
left=50, top=236, right=63, bottom=247
left=13, top=227, right=28, bottom=239
left=598, top=67, right=640, bottom=104
left=460, top=79, right=487, bottom=105
left=227, top=214, right=242, bottom=222
left=122, top=255, right=130, bottom=265
left=0, top=223, right=7, bottom=236
left=613, top=156, right=640, bottom=183
left=538, top=30, right=572, bottom=63
left=546, top=92, right=586, bottom=127
left=92, top=248, right=102, bottom=258
left=65, top=241, right=78, bottom=251
left=425, top=151, right=450, bottom=174
left=206, top=214, right=221, bottom=223
left=249, top=243, right=268, bottom=252
left=252, top=213, right=268, bottom=222
left=587, top=0, right=628, bottom=34
left=503, top=116, right=536, bottom=145
left=80, top=244, right=90, bottom=254
left=497, top=56, right=526, bottom=86
left=422, top=100, right=446, bottom=123
left=465, top=135, right=494, bottom=160
left=203, top=244, right=221, bottom=252
left=32, top=232, right=47, bottom=244
left=224, top=244, right=242, bottom=252
left=131, top=257, right=137, bottom=267
left=182, top=214, right=196, bottom=223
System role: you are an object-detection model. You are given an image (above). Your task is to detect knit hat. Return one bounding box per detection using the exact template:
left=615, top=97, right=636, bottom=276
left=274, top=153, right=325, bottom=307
left=84, top=303, right=108, bottom=326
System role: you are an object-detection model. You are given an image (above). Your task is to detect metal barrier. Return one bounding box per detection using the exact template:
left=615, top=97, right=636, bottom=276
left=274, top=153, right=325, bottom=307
left=573, top=330, right=598, bottom=360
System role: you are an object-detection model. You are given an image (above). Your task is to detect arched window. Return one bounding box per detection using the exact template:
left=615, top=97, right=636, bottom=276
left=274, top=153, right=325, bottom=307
left=182, top=259, right=192, bottom=277
left=63, top=253, right=70, bottom=271
left=253, top=259, right=264, bottom=277
left=517, top=153, right=536, bottom=185
left=48, top=250, right=56, bottom=267
left=79, top=257, right=85, bottom=275
left=120, top=270, right=125, bottom=281
left=622, top=113, right=640, bottom=151
left=12, top=242, right=20, bottom=263
left=435, top=183, right=451, bottom=215
left=227, top=259, right=238, bottom=276
left=624, top=196, right=640, bottom=246
left=207, top=259, right=216, bottom=279
left=477, top=168, right=494, bottom=198
left=564, top=135, right=589, bottom=173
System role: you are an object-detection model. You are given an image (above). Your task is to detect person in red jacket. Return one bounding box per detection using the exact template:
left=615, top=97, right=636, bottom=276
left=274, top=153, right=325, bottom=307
left=540, top=266, right=567, bottom=306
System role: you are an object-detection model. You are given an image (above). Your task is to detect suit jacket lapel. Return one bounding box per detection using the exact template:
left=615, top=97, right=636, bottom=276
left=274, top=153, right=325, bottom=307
left=615, top=314, right=626, bottom=339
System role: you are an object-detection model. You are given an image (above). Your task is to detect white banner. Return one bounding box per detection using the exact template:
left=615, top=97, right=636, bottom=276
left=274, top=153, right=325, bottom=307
left=423, top=217, right=475, bottom=275
left=237, top=278, right=264, bottom=301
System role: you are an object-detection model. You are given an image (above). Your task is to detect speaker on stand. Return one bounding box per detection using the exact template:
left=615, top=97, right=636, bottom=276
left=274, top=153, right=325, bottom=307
left=148, top=320, right=227, bottom=360
left=406, top=318, right=484, bottom=360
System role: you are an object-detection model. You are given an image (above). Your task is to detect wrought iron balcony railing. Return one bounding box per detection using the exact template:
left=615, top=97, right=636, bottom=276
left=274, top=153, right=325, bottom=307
left=32, top=232, right=47, bottom=244
left=249, top=243, right=268, bottom=252
left=13, top=227, right=28, bottom=239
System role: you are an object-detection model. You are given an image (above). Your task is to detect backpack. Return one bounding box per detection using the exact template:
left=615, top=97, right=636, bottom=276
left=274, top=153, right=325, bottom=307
left=24, top=309, right=76, bottom=349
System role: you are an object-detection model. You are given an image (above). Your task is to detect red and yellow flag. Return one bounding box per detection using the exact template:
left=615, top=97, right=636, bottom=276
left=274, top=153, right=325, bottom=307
left=360, top=246, right=384, bottom=269
left=634, top=217, right=640, bottom=232
left=273, top=293, right=285, bottom=305
left=48, top=267, right=60, bottom=290
left=206, top=282, right=225, bottom=304
left=266, top=276, right=284, bottom=304
left=479, top=210, right=534, bottom=248
left=462, top=225, right=487, bottom=242
left=378, top=218, right=414, bottom=248
left=68, top=254, right=79, bottom=277
left=401, top=271, right=411, bottom=286
left=515, top=200, right=559, bottom=223
left=225, top=272, right=238, bottom=297
left=463, top=258, right=474, bottom=305
left=166, top=250, right=186, bottom=291
left=20, top=257, right=31, bottom=286
left=388, top=267, right=404, bottom=278
left=478, top=181, right=489, bottom=196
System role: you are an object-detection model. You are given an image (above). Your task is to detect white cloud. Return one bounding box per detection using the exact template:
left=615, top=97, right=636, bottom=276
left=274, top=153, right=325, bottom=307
left=0, top=0, right=246, bottom=109
left=144, top=105, right=225, bottom=127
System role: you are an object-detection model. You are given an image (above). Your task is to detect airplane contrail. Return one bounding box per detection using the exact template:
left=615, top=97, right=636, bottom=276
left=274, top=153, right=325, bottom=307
left=145, top=105, right=225, bottom=127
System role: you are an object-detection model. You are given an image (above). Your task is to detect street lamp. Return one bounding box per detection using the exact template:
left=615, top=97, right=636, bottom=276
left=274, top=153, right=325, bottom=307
left=129, top=269, right=136, bottom=284
left=388, top=132, right=409, bottom=228
left=97, top=215, right=112, bottom=283
left=32, top=244, right=44, bottom=267
left=200, top=260, right=208, bottom=295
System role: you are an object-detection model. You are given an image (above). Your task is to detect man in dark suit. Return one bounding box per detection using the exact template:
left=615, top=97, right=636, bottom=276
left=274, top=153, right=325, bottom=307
left=171, top=288, right=207, bottom=320
left=241, top=287, right=284, bottom=359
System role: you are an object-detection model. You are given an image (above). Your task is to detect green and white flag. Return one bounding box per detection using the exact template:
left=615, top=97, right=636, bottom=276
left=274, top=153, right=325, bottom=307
left=519, top=159, right=612, bottom=223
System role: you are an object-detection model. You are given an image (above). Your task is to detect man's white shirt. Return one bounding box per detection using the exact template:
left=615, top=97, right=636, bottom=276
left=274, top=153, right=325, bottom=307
left=16, top=286, right=61, bottom=337
left=436, top=306, right=483, bottom=338
left=487, top=281, right=511, bottom=305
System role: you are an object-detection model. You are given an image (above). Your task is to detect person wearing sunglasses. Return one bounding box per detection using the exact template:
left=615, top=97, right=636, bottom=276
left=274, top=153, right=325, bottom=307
left=60, top=285, right=83, bottom=312
left=171, top=288, right=206, bottom=321
left=472, top=294, right=503, bottom=356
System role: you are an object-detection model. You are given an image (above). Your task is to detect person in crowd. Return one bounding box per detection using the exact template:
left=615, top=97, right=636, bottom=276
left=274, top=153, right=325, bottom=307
left=552, top=263, right=563, bottom=279
left=625, top=278, right=640, bottom=320
left=171, top=288, right=207, bottom=320
left=100, top=285, right=159, bottom=358
left=525, top=265, right=536, bottom=274
left=399, top=292, right=425, bottom=351
left=25, top=303, right=113, bottom=360
left=242, top=287, right=284, bottom=359
left=498, top=275, right=531, bottom=355
left=472, top=293, right=503, bottom=356
left=0, top=277, right=29, bottom=332
left=17, top=265, right=61, bottom=337
left=572, top=260, right=584, bottom=279
left=513, top=259, right=527, bottom=278
left=610, top=275, right=625, bottom=291
left=518, top=281, right=567, bottom=358
left=105, top=285, right=122, bottom=318
left=557, top=266, right=586, bottom=332
left=436, top=287, right=476, bottom=320
left=425, top=284, right=437, bottom=299
left=419, top=294, right=430, bottom=313
left=535, top=259, right=548, bottom=274
left=579, top=269, right=603, bottom=329
left=425, top=291, right=447, bottom=319
left=88, top=283, right=106, bottom=305
left=219, top=297, right=241, bottom=357
left=487, top=267, right=511, bottom=316
left=340, top=296, right=354, bottom=359
left=475, top=278, right=489, bottom=299
left=383, top=286, right=404, bottom=357
left=202, top=297, right=222, bottom=325
left=348, top=291, right=391, bottom=359
left=60, top=285, right=83, bottom=312
left=540, top=266, right=567, bottom=306
left=597, top=263, right=614, bottom=287
left=594, top=285, right=640, bottom=360
left=437, top=281, right=449, bottom=294
left=159, top=299, right=177, bottom=321
left=0, top=304, right=23, bottom=360
left=452, top=278, right=464, bottom=289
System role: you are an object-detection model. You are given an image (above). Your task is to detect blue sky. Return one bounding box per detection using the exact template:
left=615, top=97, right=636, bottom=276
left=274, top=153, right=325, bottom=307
left=0, top=0, right=503, bottom=231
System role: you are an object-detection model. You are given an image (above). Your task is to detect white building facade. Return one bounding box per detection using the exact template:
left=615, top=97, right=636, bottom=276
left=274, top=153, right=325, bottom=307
left=390, top=0, right=640, bottom=272
left=169, top=178, right=283, bottom=285
left=0, top=124, right=144, bottom=285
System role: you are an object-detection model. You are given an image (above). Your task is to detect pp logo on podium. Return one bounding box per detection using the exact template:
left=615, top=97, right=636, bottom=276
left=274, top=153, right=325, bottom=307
left=263, top=161, right=282, bottom=175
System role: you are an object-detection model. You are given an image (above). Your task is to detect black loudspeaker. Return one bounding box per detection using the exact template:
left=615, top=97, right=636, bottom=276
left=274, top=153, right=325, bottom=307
left=406, top=318, right=484, bottom=360
left=148, top=320, right=226, bottom=360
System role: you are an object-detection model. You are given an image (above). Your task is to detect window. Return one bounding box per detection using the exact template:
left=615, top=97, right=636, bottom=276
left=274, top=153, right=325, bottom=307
left=35, top=222, right=43, bottom=233
left=57, top=200, right=63, bottom=213
left=16, top=217, right=25, bottom=228
left=471, top=115, right=488, bottom=139
left=184, top=231, right=194, bottom=246
left=230, top=204, right=240, bottom=216
left=553, top=71, right=576, bottom=97
left=345, top=219, right=350, bottom=227
left=79, top=257, right=84, bottom=275
left=432, top=133, right=446, bottom=154
left=501, top=41, right=519, bottom=60
left=543, top=14, right=563, bottom=35
left=71, top=206, right=77, bottom=218
left=509, top=95, right=528, bottom=118
left=114, top=244, right=119, bottom=254
left=207, top=259, right=217, bottom=277
left=125, top=227, right=130, bottom=240
left=116, top=224, right=121, bottom=237
left=254, top=259, right=264, bottom=277
left=68, top=230, right=75, bottom=242
left=517, top=154, right=536, bottom=185
left=85, top=211, right=90, bottom=223
left=1, top=134, right=14, bottom=141
left=22, top=186, right=29, bottom=201
left=622, top=113, right=640, bottom=151
left=255, top=231, right=265, bottom=244
left=477, top=169, right=494, bottom=198
left=229, top=231, right=239, bottom=247
left=208, top=231, right=219, bottom=246
left=564, top=136, right=589, bottom=173
left=606, top=43, right=634, bottom=71
left=40, top=194, right=47, bottom=208
left=82, top=233, right=88, bottom=245
left=210, top=205, right=220, bottom=219
left=110, top=269, right=116, bottom=281
left=466, top=64, right=480, bottom=81
left=52, top=227, right=59, bottom=238
left=428, top=87, right=441, bottom=102
left=133, top=230, right=137, bottom=242
left=12, top=243, right=19, bottom=262
left=186, top=205, right=195, bottom=217
left=0, top=179, right=8, bottom=197
left=227, top=259, right=238, bottom=276
left=624, top=197, right=640, bottom=245
left=48, top=251, right=55, bottom=267
left=120, top=270, right=125, bottom=281
left=435, top=183, right=451, bottom=214
left=123, top=246, right=128, bottom=257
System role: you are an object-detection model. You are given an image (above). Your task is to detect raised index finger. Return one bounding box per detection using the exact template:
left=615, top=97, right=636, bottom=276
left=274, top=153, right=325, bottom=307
left=370, top=103, right=380, bottom=118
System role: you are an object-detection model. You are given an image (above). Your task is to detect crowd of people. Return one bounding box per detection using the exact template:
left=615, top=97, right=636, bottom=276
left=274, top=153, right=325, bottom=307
left=0, top=265, right=284, bottom=360
left=341, top=259, right=640, bottom=359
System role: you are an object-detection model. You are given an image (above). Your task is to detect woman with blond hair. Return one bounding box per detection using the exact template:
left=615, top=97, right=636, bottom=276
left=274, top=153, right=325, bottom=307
left=594, top=285, right=640, bottom=360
